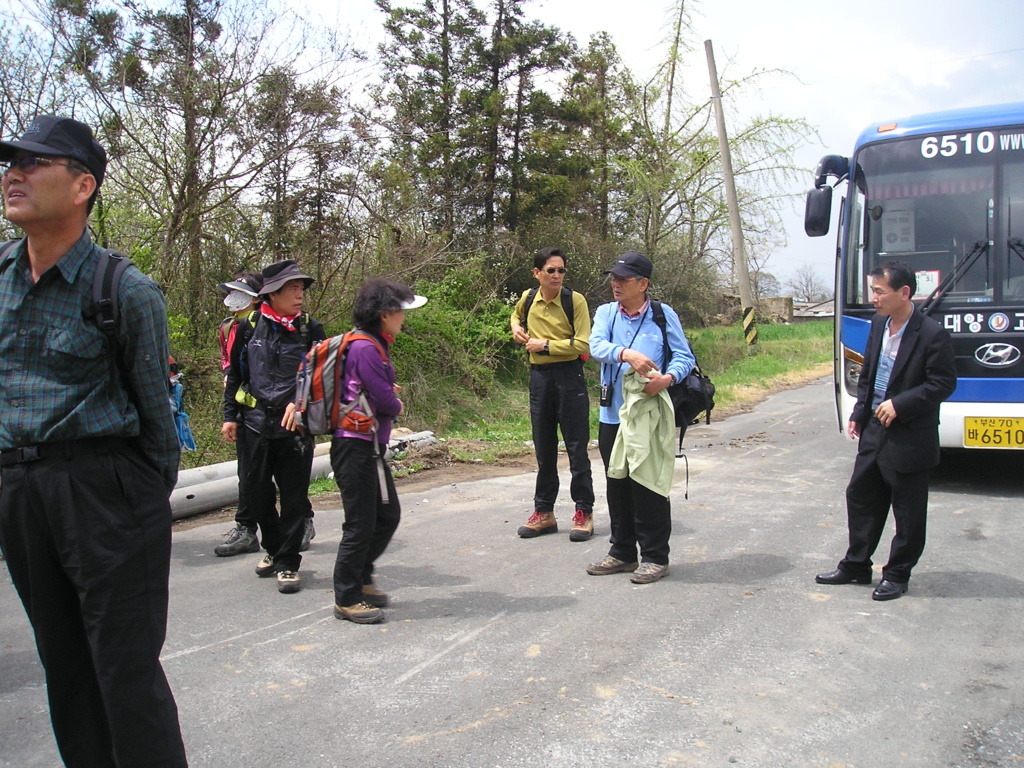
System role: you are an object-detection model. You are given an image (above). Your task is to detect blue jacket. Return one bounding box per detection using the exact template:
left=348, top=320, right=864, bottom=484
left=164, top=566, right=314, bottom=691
left=589, top=298, right=695, bottom=424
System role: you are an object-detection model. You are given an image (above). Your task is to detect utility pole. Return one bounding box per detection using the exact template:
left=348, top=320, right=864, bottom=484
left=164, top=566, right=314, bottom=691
left=705, top=39, right=757, bottom=347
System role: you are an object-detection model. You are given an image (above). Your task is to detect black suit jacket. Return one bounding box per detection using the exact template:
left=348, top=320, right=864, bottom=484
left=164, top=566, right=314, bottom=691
left=850, top=306, right=957, bottom=473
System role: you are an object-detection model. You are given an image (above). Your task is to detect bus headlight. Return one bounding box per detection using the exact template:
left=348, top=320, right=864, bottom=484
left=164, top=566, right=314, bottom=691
left=843, top=348, right=863, bottom=396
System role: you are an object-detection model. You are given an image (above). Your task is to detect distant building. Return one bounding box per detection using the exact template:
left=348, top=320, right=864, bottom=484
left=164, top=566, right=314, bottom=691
left=793, top=299, right=834, bottom=321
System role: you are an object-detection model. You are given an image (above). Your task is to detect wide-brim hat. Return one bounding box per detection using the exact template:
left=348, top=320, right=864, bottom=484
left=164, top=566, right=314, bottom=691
left=603, top=251, right=653, bottom=279
left=217, top=279, right=260, bottom=297
left=0, top=115, right=107, bottom=187
left=260, top=260, right=314, bottom=295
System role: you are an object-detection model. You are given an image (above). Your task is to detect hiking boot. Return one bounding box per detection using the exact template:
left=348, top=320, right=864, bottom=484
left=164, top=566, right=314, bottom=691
left=255, top=553, right=276, bottom=577
left=300, top=518, right=315, bottom=552
left=569, top=510, right=594, bottom=542
left=517, top=511, right=557, bottom=538
left=362, top=584, right=390, bottom=608
left=630, top=562, right=669, bottom=584
left=214, top=524, right=259, bottom=557
left=586, top=555, right=639, bottom=576
left=334, top=602, right=385, bottom=624
left=277, top=570, right=301, bottom=593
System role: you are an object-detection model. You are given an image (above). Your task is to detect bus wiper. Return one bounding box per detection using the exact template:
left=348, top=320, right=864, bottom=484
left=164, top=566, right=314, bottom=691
left=1008, top=238, right=1024, bottom=264
left=919, top=240, right=990, bottom=316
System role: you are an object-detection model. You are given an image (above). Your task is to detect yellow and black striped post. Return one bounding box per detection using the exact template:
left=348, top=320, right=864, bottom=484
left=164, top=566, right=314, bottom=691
left=742, top=305, right=758, bottom=346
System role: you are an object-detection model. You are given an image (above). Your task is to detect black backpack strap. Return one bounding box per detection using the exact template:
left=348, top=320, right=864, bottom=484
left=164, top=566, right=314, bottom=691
left=651, top=299, right=670, bottom=367
left=298, top=311, right=312, bottom=350
left=0, top=238, right=24, bottom=277
left=560, top=286, right=575, bottom=337
left=92, top=248, right=132, bottom=339
left=521, top=287, right=539, bottom=334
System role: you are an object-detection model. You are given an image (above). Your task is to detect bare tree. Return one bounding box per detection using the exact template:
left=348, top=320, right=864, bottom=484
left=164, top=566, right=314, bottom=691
left=786, top=263, right=831, bottom=302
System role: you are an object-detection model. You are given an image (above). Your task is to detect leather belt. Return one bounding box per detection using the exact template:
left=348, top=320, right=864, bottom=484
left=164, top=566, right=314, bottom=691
left=0, top=437, right=130, bottom=467
left=531, top=358, right=583, bottom=371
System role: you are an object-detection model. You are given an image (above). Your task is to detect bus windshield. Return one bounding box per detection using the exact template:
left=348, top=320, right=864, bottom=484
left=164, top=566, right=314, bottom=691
left=843, top=129, right=1024, bottom=309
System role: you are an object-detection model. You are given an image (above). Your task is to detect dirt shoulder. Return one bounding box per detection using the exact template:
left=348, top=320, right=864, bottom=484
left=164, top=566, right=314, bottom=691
left=177, top=364, right=830, bottom=532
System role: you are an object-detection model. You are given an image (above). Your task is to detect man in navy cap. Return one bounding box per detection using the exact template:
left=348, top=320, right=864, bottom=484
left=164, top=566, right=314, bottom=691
left=588, top=252, right=695, bottom=585
left=0, top=116, right=188, bottom=765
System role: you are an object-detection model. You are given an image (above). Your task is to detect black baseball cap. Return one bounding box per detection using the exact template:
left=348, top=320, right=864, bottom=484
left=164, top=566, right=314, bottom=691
left=0, top=115, right=107, bottom=187
left=603, top=252, right=653, bottom=279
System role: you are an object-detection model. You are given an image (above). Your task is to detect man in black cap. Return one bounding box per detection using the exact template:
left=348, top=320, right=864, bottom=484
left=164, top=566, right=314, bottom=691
left=0, top=116, right=188, bottom=765
left=223, top=259, right=325, bottom=594
left=587, top=252, right=695, bottom=584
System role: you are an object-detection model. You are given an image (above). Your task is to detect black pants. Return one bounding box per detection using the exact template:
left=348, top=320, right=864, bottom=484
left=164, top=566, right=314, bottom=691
left=332, top=437, right=400, bottom=607
left=233, top=421, right=312, bottom=532
left=234, top=416, right=256, bottom=529
left=529, top=360, right=594, bottom=513
left=598, top=422, right=671, bottom=565
left=840, top=419, right=929, bottom=583
left=243, top=430, right=314, bottom=572
left=0, top=443, right=187, bottom=768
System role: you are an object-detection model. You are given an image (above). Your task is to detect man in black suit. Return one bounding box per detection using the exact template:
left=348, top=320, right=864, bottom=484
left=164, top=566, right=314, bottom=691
left=817, top=261, right=956, bottom=600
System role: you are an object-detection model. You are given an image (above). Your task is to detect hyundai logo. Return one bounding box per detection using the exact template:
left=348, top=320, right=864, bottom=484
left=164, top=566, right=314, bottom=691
left=975, top=342, right=1022, bottom=368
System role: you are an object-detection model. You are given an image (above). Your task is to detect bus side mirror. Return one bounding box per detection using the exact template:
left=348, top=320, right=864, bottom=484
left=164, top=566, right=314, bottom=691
left=814, top=154, right=849, bottom=188
left=805, top=186, right=832, bottom=237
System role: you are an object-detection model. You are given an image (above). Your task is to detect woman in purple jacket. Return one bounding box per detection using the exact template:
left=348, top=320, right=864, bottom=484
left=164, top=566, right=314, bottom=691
left=333, top=279, right=427, bottom=624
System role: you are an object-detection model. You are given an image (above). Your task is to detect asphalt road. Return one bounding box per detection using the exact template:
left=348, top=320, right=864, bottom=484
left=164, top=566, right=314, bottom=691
left=3, top=378, right=1023, bottom=768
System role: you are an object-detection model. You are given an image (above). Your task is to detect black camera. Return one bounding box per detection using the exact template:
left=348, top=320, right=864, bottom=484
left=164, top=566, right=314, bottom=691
left=599, top=385, right=612, bottom=406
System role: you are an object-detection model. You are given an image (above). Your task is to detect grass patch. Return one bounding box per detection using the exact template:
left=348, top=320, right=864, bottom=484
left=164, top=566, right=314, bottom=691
left=439, top=320, right=833, bottom=449
left=308, top=476, right=336, bottom=496
left=687, top=321, right=833, bottom=411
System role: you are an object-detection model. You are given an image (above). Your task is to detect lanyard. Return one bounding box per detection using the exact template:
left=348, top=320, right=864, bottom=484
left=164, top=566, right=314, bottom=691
left=604, top=305, right=649, bottom=390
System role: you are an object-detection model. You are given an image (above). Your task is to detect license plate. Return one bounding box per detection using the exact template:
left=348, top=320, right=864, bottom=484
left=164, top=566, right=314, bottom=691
left=963, top=417, right=1024, bottom=449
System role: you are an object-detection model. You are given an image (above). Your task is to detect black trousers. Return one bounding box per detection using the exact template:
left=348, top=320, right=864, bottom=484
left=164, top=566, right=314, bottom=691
left=529, top=360, right=594, bottom=513
left=598, top=422, right=671, bottom=565
left=243, top=430, right=314, bottom=572
left=332, top=437, right=400, bottom=607
left=233, top=416, right=256, bottom=529
left=0, top=443, right=187, bottom=768
left=840, top=419, right=929, bottom=583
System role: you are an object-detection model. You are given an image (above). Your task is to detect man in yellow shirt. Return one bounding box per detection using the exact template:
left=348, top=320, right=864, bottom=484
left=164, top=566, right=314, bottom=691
left=511, top=247, right=595, bottom=540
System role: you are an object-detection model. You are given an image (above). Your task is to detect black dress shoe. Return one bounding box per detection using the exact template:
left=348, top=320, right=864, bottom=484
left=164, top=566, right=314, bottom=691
left=815, top=568, right=872, bottom=585
left=872, top=579, right=908, bottom=601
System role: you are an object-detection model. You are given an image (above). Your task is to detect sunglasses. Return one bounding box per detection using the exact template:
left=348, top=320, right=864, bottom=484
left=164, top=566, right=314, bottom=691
left=2, top=155, right=87, bottom=175
left=542, top=267, right=567, bottom=274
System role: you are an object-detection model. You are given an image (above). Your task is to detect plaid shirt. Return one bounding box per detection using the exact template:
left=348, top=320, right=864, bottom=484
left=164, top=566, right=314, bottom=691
left=0, top=232, right=179, bottom=491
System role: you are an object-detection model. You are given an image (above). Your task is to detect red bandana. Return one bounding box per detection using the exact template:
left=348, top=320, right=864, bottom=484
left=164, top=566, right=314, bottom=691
left=260, top=302, right=301, bottom=331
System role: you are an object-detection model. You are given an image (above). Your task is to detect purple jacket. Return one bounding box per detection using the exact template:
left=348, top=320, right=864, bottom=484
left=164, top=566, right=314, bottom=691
left=335, top=335, right=402, bottom=443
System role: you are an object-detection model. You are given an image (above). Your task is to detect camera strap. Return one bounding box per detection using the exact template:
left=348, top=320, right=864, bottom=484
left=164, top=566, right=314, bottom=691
left=603, top=304, right=650, bottom=392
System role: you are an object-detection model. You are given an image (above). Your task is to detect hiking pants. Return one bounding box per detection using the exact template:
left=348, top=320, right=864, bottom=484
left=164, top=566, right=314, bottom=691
left=599, top=422, right=671, bottom=565
left=529, top=359, right=594, bottom=513
left=244, top=430, right=314, bottom=572
left=331, top=437, right=400, bottom=607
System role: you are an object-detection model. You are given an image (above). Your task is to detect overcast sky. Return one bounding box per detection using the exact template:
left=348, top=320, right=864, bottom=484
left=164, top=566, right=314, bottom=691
left=317, top=0, right=1024, bottom=284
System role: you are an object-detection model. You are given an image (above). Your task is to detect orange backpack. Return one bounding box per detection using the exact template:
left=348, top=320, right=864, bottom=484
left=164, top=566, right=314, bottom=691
left=294, top=331, right=388, bottom=436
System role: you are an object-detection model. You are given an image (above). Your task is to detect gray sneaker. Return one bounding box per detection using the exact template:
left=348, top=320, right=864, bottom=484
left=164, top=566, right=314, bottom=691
left=300, top=518, right=315, bottom=552
left=214, top=524, right=259, bottom=557
left=586, top=556, right=639, bottom=576
left=630, top=562, right=669, bottom=584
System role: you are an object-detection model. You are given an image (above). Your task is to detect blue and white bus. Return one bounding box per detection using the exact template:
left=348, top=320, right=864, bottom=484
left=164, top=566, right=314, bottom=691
left=805, top=102, right=1024, bottom=450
